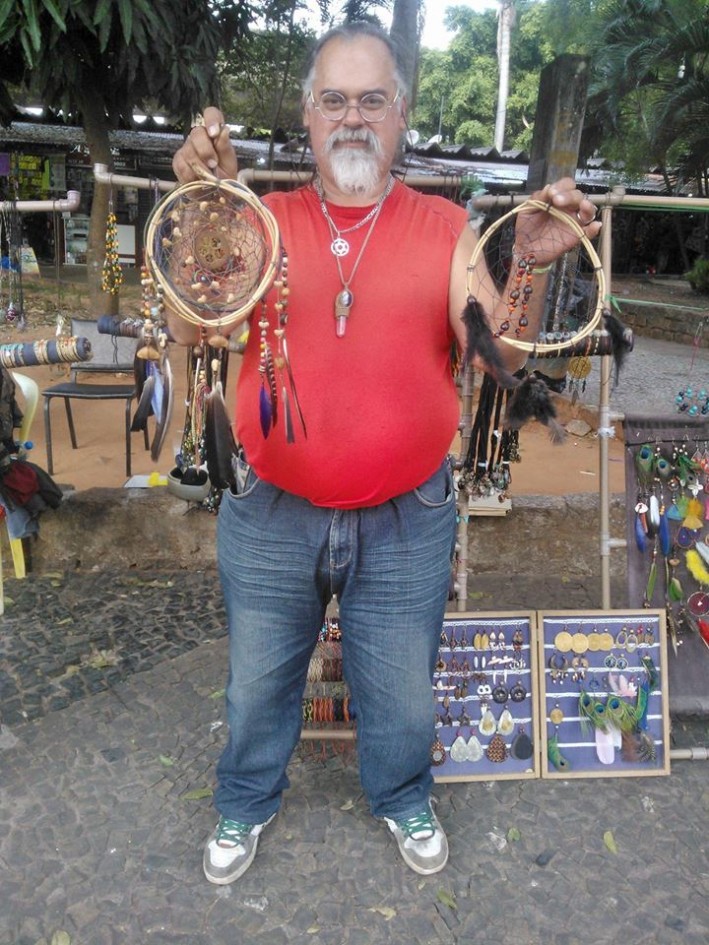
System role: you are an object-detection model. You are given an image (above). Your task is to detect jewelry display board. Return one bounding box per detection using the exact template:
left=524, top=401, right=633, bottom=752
left=622, top=414, right=709, bottom=718
left=538, top=610, right=670, bottom=779
left=431, top=612, right=540, bottom=782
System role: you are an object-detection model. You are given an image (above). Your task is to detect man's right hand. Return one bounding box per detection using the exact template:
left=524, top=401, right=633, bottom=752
left=172, top=106, right=239, bottom=183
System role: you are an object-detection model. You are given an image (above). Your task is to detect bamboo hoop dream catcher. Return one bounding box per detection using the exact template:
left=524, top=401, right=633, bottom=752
left=459, top=197, right=609, bottom=494
left=143, top=175, right=301, bottom=496
left=465, top=198, right=606, bottom=356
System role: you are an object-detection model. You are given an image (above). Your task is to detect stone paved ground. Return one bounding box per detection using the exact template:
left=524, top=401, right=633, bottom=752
left=0, top=569, right=707, bottom=945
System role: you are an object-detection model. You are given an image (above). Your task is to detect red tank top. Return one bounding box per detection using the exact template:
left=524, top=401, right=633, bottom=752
left=235, top=180, right=468, bottom=508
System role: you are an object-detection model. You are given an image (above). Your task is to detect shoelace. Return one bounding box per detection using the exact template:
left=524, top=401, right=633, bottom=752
left=216, top=817, right=253, bottom=846
left=398, top=811, right=436, bottom=841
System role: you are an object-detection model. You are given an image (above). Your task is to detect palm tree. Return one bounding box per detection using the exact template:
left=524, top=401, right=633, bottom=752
left=582, top=0, right=709, bottom=269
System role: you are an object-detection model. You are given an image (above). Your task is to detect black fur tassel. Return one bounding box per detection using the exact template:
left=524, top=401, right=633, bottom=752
left=461, top=297, right=520, bottom=390
left=504, top=374, right=566, bottom=443
left=205, top=380, right=238, bottom=488
left=602, top=309, right=634, bottom=386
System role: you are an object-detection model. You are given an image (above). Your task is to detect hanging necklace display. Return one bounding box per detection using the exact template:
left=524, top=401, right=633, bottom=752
left=314, top=176, right=395, bottom=337
left=101, top=193, right=124, bottom=295
left=3, top=181, right=25, bottom=329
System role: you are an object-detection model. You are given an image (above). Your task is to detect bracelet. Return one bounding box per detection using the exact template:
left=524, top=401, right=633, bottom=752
left=532, top=263, right=552, bottom=274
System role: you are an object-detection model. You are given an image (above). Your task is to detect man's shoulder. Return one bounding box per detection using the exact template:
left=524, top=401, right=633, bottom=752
left=396, top=181, right=468, bottom=227
left=261, top=185, right=312, bottom=209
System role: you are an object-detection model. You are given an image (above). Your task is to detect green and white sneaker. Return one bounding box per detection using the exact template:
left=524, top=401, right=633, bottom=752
left=203, top=813, right=275, bottom=885
left=384, top=806, right=449, bottom=875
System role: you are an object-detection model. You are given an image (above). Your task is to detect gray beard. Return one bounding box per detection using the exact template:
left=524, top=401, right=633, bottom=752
left=323, top=128, right=384, bottom=195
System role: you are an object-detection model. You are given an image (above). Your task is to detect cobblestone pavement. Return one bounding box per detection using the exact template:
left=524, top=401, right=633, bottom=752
left=1, top=568, right=708, bottom=945
left=2, top=311, right=709, bottom=945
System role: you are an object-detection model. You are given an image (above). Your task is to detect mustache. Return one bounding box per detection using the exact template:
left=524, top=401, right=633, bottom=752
left=324, top=127, right=381, bottom=155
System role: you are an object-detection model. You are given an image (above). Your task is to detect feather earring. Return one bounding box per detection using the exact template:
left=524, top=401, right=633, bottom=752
left=131, top=371, right=155, bottom=432
left=686, top=548, right=709, bottom=586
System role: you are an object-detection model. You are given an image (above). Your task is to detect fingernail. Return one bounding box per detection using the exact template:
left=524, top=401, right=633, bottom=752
left=208, top=124, right=221, bottom=138
left=207, top=158, right=218, bottom=169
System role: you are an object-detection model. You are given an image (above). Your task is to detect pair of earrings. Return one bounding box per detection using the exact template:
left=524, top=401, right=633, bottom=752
left=480, top=705, right=515, bottom=738
left=492, top=679, right=527, bottom=704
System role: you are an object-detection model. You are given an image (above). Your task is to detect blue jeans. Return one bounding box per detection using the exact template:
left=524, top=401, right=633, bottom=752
left=215, top=457, right=457, bottom=823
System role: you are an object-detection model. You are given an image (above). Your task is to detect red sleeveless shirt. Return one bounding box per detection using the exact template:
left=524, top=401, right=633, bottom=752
left=235, top=180, right=468, bottom=508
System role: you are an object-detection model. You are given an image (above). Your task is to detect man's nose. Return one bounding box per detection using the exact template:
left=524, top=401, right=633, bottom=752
left=341, top=103, right=365, bottom=126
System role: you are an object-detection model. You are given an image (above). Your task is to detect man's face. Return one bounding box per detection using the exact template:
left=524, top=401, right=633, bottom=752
left=304, top=36, right=406, bottom=197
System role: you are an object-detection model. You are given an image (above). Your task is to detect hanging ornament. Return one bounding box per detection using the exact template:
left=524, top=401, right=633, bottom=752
left=101, top=198, right=124, bottom=295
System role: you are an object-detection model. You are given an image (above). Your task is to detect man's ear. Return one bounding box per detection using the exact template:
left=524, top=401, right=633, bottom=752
left=399, top=96, right=408, bottom=130
left=302, top=95, right=311, bottom=130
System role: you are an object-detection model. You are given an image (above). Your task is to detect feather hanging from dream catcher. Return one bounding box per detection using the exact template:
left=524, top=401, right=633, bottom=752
left=463, top=198, right=607, bottom=439
left=128, top=289, right=174, bottom=463
left=203, top=352, right=237, bottom=489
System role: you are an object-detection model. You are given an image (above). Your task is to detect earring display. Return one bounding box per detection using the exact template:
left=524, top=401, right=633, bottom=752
left=431, top=613, right=540, bottom=782
left=623, top=428, right=709, bottom=720
left=538, top=610, right=670, bottom=779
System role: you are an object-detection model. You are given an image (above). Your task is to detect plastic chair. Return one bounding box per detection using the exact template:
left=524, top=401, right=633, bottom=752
left=41, top=318, right=149, bottom=478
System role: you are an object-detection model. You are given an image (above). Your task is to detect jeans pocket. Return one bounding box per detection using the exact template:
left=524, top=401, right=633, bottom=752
left=227, top=449, right=260, bottom=499
left=412, top=458, right=454, bottom=509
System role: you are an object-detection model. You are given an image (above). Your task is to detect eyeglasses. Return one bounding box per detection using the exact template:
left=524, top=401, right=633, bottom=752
left=308, top=90, right=400, bottom=123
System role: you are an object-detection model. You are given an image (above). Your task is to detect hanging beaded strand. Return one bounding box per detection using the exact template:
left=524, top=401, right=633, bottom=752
left=138, top=262, right=165, bottom=361
left=495, top=252, right=536, bottom=338
left=257, top=251, right=305, bottom=444
left=101, top=196, right=124, bottom=295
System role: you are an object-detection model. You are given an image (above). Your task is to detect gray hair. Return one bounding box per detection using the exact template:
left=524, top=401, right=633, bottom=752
left=302, top=22, right=409, bottom=100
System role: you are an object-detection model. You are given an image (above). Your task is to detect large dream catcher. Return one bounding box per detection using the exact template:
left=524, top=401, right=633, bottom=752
left=143, top=174, right=301, bottom=501
left=459, top=197, right=628, bottom=497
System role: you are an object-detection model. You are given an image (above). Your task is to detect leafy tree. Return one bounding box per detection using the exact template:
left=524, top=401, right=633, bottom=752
left=412, top=2, right=546, bottom=148
left=0, top=0, right=252, bottom=309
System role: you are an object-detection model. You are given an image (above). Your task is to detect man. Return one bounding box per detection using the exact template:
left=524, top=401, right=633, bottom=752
left=172, top=22, right=601, bottom=884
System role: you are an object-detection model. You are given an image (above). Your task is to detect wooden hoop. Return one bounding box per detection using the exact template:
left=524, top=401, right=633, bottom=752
left=466, top=198, right=606, bottom=354
left=144, top=176, right=281, bottom=331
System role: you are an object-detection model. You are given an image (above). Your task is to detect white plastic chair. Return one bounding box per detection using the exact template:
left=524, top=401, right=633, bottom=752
left=0, top=372, right=40, bottom=613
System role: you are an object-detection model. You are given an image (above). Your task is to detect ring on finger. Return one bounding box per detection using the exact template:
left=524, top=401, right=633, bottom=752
left=576, top=207, right=599, bottom=227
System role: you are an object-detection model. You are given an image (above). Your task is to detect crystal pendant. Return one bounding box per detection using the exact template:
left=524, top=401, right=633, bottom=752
left=335, top=288, right=353, bottom=338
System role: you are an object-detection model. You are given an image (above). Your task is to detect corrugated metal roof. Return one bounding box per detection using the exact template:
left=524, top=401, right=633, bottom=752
left=0, top=120, right=689, bottom=196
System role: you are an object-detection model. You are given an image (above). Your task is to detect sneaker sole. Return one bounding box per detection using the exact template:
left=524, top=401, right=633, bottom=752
left=394, top=836, right=449, bottom=875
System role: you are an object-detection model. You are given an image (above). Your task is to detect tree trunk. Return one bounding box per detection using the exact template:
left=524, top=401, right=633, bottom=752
left=78, top=93, right=119, bottom=316
left=390, top=0, right=421, bottom=108
left=494, top=1, right=516, bottom=152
